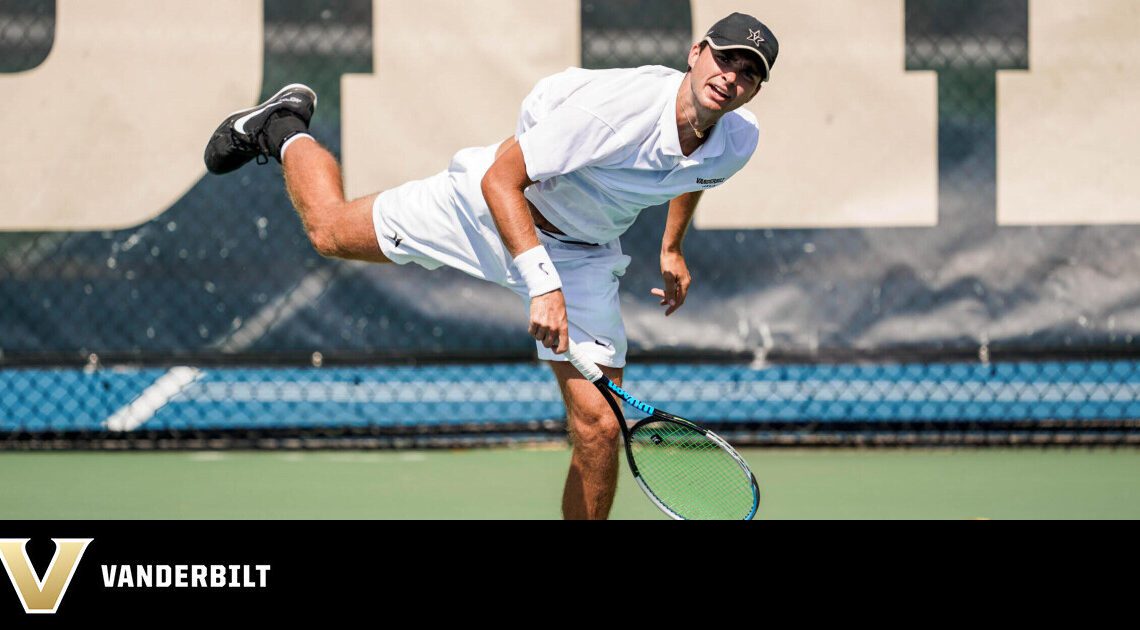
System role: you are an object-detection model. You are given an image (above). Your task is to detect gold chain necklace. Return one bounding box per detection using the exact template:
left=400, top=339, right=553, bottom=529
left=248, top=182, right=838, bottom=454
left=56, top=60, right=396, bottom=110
left=684, top=99, right=711, bottom=139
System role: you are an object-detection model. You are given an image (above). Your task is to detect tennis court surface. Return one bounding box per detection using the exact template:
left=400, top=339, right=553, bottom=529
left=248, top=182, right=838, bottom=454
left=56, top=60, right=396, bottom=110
left=2, top=449, right=1136, bottom=519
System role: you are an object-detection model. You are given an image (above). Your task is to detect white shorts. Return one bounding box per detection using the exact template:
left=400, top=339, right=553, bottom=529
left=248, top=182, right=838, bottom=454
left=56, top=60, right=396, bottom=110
left=370, top=145, right=632, bottom=368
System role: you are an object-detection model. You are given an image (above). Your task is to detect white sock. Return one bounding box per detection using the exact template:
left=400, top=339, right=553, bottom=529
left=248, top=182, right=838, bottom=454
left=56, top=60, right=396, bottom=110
left=280, top=133, right=315, bottom=164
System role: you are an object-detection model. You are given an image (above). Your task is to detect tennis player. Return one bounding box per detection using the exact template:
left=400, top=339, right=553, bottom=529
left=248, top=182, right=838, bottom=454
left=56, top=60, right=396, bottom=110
left=204, top=13, right=777, bottom=519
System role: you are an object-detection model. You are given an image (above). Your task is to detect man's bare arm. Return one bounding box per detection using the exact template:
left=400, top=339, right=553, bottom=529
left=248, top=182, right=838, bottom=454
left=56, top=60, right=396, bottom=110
left=662, top=190, right=702, bottom=253
left=481, top=138, right=569, bottom=353
left=482, top=138, right=541, bottom=257
left=653, top=191, right=702, bottom=316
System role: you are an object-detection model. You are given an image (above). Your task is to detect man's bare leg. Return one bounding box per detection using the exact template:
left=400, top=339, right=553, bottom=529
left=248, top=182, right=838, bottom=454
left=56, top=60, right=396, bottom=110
left=550, top=361, right=624, bottom=520
left=280, top=136, right=391, bottom=263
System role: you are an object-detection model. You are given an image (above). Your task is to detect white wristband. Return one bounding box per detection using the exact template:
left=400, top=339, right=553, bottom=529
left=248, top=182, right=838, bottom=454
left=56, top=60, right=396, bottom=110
left=513, top=245, right=562, bottom=297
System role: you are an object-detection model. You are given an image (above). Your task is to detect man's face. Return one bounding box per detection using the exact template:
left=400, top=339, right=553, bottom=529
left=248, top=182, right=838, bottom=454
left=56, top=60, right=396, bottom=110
left=687, top=43, right=765, bottom=113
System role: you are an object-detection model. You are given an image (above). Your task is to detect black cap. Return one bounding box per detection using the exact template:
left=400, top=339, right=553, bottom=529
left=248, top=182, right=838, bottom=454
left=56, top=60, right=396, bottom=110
left=703, top=12, right=779, bottom=83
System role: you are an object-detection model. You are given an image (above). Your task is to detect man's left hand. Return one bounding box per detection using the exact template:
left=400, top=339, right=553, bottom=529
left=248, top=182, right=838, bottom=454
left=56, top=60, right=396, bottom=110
left=651, top=251, right=691, bottom=317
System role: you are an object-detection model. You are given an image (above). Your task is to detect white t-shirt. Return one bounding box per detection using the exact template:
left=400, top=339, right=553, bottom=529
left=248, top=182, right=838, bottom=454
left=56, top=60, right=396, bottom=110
left=512, top=65, right=761, bottom=244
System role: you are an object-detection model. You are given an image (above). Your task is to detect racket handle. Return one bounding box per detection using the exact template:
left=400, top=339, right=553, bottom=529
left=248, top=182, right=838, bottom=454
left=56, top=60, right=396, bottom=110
left=565, top=341, right=605, bottom=383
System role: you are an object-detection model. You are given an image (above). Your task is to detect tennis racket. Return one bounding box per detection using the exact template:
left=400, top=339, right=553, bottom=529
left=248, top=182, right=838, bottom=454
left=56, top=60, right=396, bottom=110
left=565, top=342, right=760, bottom=520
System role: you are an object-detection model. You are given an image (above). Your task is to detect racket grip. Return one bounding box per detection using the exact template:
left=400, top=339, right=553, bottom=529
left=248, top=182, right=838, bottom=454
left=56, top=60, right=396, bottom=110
left=565, top=342, right=605, bottom=383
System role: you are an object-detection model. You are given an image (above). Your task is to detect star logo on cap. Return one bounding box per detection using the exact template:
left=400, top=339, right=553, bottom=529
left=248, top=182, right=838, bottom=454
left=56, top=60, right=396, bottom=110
left=748, top=28, right=765, bottom=47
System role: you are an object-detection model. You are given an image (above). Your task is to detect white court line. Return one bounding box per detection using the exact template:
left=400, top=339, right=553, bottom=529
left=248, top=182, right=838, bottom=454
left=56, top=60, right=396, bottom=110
left=103, top=367, right=205, bottom=432
left=188, top=452, right=228, bottom=462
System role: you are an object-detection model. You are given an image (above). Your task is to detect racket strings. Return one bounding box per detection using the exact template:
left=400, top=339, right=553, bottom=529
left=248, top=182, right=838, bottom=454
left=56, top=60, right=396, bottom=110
left=629, top=420, right=754, bottom=520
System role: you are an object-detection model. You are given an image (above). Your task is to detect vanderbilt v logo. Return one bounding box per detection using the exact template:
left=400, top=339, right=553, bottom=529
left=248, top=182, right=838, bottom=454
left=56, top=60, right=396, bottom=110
left=0, top=538, right=92, bottom=614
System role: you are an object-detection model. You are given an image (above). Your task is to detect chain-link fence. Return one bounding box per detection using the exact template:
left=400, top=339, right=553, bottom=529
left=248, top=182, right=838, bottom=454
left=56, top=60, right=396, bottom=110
left=3, top=359, right=1138, bottom=448
left=1, top=1, right=1138, bottom=447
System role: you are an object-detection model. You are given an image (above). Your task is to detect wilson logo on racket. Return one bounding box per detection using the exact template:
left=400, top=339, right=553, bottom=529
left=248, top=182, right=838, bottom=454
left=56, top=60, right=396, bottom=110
left=606, top=381, right=655, bottom=415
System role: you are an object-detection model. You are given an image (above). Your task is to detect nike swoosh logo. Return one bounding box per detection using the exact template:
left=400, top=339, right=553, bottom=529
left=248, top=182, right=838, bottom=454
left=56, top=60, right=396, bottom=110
left=539, top=262, right=550, bottom=276
left=234, top=102, right=278, bottom=134
left=594, top=339, right=611, bottom=348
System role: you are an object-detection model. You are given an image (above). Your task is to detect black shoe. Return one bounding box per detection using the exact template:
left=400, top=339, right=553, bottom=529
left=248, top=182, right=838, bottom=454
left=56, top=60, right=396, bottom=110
left=203, top=83, right=317, bottom=174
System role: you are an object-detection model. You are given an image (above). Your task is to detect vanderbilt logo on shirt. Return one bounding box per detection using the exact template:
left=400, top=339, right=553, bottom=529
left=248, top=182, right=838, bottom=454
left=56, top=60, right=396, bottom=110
left=0, top=538, right=92, bottom=614
left=696, top=177, right=727, bottom=188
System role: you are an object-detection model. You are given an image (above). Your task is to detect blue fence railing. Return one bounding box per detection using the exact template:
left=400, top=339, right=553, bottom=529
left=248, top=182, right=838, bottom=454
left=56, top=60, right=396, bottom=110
left=4, top=360, right=1139, bottom=435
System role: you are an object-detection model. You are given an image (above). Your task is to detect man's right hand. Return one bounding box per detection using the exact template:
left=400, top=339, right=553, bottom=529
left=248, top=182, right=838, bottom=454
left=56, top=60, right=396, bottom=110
left=529, top=289, right=569, bottom=354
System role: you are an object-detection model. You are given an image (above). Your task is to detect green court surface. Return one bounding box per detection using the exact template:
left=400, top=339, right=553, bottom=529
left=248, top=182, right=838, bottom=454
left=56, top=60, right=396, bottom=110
left=1, top=448, right=1137, bottom=519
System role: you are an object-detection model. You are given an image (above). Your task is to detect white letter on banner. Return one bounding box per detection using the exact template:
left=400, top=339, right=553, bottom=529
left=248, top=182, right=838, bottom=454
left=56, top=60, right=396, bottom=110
left=691, top=0, right=939, bottom=229
left=0, top=0, right=262, bottom=231
left=997, top=0, right=1140, bottom=225
left=341, top=0, right=580, bottom=200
